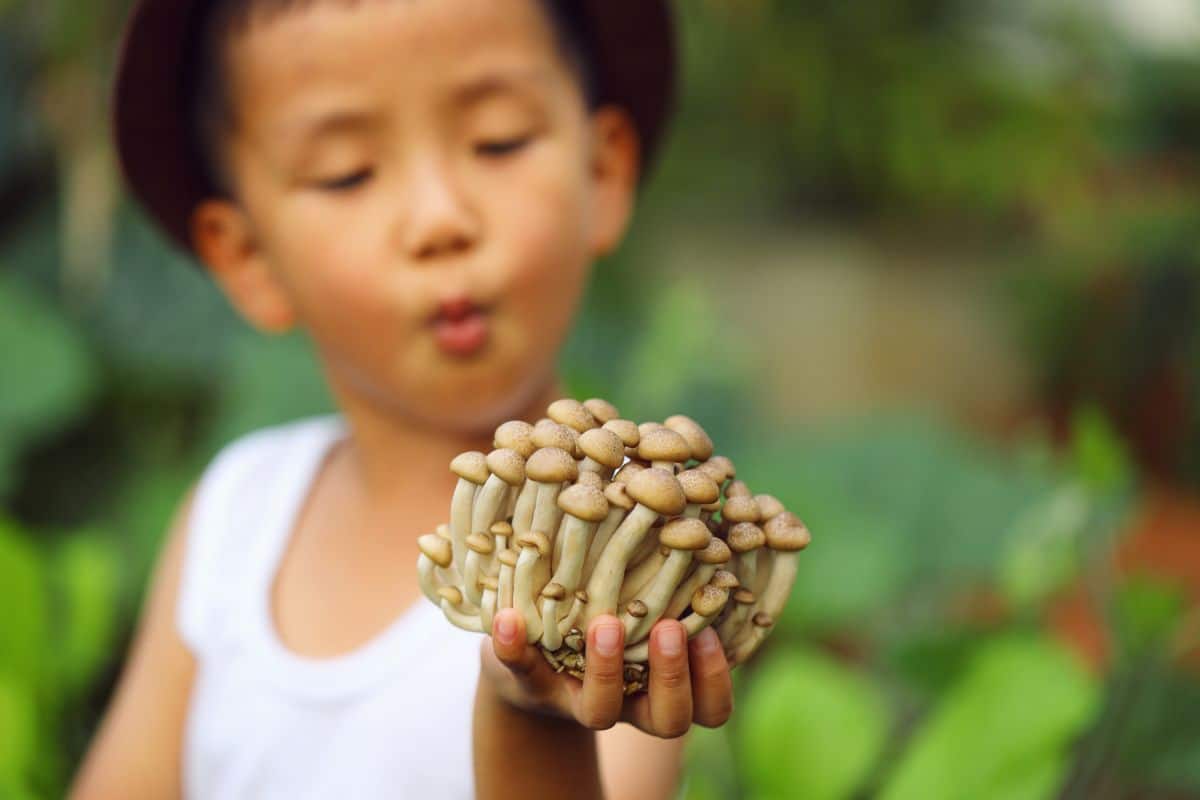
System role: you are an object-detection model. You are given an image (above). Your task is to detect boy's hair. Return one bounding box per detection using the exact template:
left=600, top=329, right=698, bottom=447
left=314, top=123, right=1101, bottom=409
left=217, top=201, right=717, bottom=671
left=186, top=0, right=600, bottom=196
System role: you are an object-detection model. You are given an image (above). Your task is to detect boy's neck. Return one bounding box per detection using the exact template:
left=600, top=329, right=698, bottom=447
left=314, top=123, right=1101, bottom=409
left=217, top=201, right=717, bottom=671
left=330, top=378, right=567, bottom=505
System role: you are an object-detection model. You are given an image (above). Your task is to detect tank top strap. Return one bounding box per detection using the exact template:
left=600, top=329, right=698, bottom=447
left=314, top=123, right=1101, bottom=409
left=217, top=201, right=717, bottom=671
left=177, top=416, right=346, bottom=656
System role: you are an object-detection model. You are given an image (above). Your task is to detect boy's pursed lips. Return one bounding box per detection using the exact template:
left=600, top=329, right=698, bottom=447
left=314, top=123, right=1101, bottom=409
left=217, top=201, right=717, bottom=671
left=430, top=294, right=491, bottom=357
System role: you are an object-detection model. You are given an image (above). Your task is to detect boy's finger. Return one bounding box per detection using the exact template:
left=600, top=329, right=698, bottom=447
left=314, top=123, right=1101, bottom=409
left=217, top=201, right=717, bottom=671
left=688, top=627, right=734, bottom=728
left=487, top=609, right=558, bottom=701
left=579, top=616, right=625, bottom=730
left=646, top=620, right=692, bottom=738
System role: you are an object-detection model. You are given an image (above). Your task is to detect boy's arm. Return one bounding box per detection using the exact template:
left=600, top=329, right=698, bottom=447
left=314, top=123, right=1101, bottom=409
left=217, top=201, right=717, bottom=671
left=70, top=491, right=198, bottom=800
left=477, top=609, right=732, bottom=800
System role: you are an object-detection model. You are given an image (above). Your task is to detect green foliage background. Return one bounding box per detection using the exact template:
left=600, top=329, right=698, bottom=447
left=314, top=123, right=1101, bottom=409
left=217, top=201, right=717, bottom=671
left=1, top=1, right=1199, bottom=798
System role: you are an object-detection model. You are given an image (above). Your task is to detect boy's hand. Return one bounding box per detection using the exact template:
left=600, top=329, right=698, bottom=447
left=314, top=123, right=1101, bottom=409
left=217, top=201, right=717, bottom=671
left=481, top=608, right=733, bottom=738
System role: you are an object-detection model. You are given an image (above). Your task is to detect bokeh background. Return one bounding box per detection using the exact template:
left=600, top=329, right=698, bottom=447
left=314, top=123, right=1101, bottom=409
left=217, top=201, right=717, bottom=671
left=2, top=1, right=1200, bottom=797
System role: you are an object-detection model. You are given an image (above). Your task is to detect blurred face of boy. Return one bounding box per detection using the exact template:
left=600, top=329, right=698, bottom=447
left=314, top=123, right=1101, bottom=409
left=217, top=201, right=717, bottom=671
left=192, top=0, right=639, bottom=433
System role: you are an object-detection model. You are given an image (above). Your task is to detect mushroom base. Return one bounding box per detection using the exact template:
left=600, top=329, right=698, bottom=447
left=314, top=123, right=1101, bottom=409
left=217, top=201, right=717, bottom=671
left=540, top=643, right=649, bottom=696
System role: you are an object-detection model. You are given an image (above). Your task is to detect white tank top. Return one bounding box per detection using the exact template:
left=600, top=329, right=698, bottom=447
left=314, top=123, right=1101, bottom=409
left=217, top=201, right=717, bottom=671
left=177, top=416, right=479, bottom=800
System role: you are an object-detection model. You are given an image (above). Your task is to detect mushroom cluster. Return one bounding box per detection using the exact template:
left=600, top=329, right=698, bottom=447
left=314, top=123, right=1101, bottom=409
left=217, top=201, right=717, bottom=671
left=417, top=398, right=811, bottom=694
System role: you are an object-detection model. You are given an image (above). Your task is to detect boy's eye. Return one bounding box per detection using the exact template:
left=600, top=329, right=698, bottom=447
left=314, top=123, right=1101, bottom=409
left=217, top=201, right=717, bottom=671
left=314, top=169, right=373, bottom=192
left=475, top=136, right=531, bottom=158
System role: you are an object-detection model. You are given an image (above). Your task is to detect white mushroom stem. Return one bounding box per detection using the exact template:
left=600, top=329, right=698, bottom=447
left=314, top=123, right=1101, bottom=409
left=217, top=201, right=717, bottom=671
left=623, top=606, right=722, bottom=663
left=619, top=545, right=669, bottom=605
left=663, top=562, right=719, bottom=620
left=579, top=506, right=628, bottom=588
left=728, top=552, right=800, bottom=656
left=417, top=555, right=447, bottom=606
left=717, top=592, right=755, bottom=644
left=583, top=503, right=660, bottom=625
left=449, top=478, right=477, bottom=573
left=753, top=549, right=774, bottom=596
left=438, top=588, right=484, bottom=634
left=471, top=474, right=511, bottom=542
left=728, top=613, right=777, bottom=666
left=462, top=550, right=487, bottom=606
left=621, top=549, right=695, bottom=641
left=531, top=481, right=565, bottom=552
left=540, top=513, right=597, bottom=649
left=540, top=595, right=564, bottom=650
left=557, top=593, right=587, bottom=636
left=511, top=479, right=537, bottom=539
left=513, top=542, right=547, bottom=643
left=480, top=584, right=498, bottom=634
left=497, top=552, right=517, bottom=611
left=735, top=550, right=759, bottom=596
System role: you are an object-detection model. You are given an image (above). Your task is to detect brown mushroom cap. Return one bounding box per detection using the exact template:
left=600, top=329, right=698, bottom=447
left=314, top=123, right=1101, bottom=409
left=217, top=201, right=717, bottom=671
left=603, top=481, right=635, bottom=510
left=541, top=582, right=567, bottom=601
left=517, top=531, right=552, bottom=557
left=478, top=575, right=499, bottom=592
left=659, top=517, right=713, bottom=551
left=664, top=414, right=715, bottom=461
left=418, top=533, right=453, bottom=568
left=638, top=421, right=664, bottom=438
left=727, top=522, right=766, bottom=553
left=725, top=480, right=752, bottom=499
left=765, top=519, right=811, bottom=552
left=602, top=419, right=641, bottom=448
left=733, top=588, right=756, bottom=605
left=466, top=532, right=494, bottom=554
left=626, top=600, right=649, bottom=618
left=695, top=536, right=732, bottom=565
left=576, top=470, right=604, bottom=489
left=723, top=496, right=762, bottom=524
left=752, top=612, right=774, bottom=628
left=626, top=468, right=687, bottom=516
left=755, top=494, right=787, bottom=521
left=493, top=420, right=536, bottom=458
left=676, top=469, right=721, bottom=505
left=438, top=585, right=464, bottom=606
left=557, top=483, right=610, bottom=522
left=692, top=583, right=730, bottom=617
left=532, top=419, right=579, bottom=454
left=583, top=398, right=620, bottom=424
left=547, top=398, right=598, bottom=433
left=706, top=455, right=736, bottom=480
left=490, top=521, right=514, bottom=538
left=613, top=461, right=646, bottom=485
left=711, top=569, right=740, bottom=590
left=450, top=451, right=489, bottom=484
left=637, top=427, right=691, bottom=465
left=575, top=589, right=589, bottom=604
left=578, top=427, right=626, bottom=469
left=497, top=548, right=519, bottom=568
left=485, top=448, right=526, bottom=486
left=525, top=447, right=579, bottom=484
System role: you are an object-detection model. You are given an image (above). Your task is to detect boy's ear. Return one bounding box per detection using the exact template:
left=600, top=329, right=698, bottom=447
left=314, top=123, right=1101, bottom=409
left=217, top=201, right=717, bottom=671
left=586, top=106, right=641, bottom=259
left=190, top=199, right=297, bottom=334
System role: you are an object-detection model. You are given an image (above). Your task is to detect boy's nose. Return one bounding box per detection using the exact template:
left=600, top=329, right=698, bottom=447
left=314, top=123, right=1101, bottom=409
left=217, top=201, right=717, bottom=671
left=401, top=158, right=480, bottom=263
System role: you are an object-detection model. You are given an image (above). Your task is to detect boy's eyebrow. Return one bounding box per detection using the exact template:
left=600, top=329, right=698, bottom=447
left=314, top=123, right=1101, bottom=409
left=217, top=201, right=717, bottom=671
left=449, top=68, right=554, bottom=107
left=285, top=109, right=383, bottom=147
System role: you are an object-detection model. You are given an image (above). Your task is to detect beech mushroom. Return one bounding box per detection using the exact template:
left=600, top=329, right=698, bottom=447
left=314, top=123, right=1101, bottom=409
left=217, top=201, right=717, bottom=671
left=496, top=547, right=518, bottom=612
left=468, top=449, right=525, bottom=579
left=524, top=447, right=578, bottom=558
left=479, top=574, right=499, bottom=633
left=462, top=531, right=495, bottom=606
left=417, top=533, right=453, bottom=606
left=603, top=419, right=641, bottom=451
left=448, top=451, right=488, bottom=570
left=624, top=582, right=731, bottom=662
left=621, top=517, right=712, bottom=641
left=664, top=414, right=714, bottom=463
left=532, top=419, right=579, bottom=456
left=637, top=427, right=691, bottom=473
left=514, top=531, right=552, bottom=642
left=727, top=516, right=809, bottom=661
left=663, top=535, right=732, bottom=619
left=577, top=427, right=625, bottom=479
left=727, top=521, right=766, bottom=592
left=677, top=468, right=720, bottom=519
left=548, top=398, right=598, bottom=433
left=580, top=482, right=635, bottom=586
left=437, top=586, right=483, bottom=633
left=493, top=420, right=536, bottom=458
left=540, top=483, right=608, bottom=650
left=583, top=398, right=620, bottom=424
left=583, top=467, right=685, bottom=625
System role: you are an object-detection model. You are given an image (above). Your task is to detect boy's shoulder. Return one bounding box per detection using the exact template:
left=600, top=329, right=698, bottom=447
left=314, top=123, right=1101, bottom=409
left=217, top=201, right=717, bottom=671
left=177, top=415, right=344, bottom=652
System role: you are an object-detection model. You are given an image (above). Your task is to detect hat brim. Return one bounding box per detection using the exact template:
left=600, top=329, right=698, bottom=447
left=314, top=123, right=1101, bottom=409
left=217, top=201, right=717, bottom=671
left=112, top=0, right=677, bottom=254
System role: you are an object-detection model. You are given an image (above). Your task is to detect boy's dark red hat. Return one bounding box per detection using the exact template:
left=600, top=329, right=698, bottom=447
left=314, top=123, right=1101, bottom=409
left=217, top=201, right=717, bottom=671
left=113, top=0, right=677, bottom=253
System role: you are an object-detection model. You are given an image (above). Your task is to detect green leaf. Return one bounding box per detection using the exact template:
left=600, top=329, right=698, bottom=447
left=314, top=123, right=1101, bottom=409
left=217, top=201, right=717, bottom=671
left=0, top=273, right=96, bottom=467
left=737, top=646, right=890, bottom=800
left=879, top=635, right=1100, bottom=800
left=54, top=532, right=122, bottom=695
left=0, top=520, right=47, bottom=692
left=1112, top=574, right=1187, bottom=659
left=998, top=484, right=1090, bottom=610
left=1069, top=406, right=1132, bottom=494
left=0, top=675, right=37, bottom=791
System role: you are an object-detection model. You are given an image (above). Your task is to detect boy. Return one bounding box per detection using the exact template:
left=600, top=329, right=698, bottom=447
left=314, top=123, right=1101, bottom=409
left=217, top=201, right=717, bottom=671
left=72, top=0, right=734, bottom=798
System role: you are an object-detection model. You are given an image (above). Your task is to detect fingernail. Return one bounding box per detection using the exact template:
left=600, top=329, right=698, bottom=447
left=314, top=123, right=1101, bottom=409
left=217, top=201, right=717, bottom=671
left=496, top=613, right=518, bottom=646
left=659, top=625, right=685, bottom=658
left=595, top=624, right=620, bottom=657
